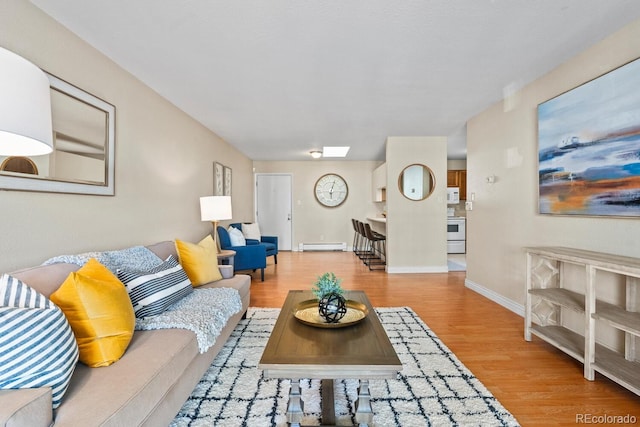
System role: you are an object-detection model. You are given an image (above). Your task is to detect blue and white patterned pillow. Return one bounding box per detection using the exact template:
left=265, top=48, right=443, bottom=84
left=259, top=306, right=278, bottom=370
left=117, top=255, right=193, bottom=319
left=0, top=274, right=79, bottom=409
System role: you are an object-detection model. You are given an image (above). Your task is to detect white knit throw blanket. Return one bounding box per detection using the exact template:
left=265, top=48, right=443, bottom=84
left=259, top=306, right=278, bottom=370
left=135, top=287, right=242, bottom=353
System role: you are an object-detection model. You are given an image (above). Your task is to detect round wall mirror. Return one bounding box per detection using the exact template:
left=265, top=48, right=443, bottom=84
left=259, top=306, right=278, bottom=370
left=398, top=164, right=435, bottom=201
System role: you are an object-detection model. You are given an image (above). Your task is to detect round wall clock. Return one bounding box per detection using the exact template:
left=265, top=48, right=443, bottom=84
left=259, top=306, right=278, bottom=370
left=314, top=173, right=348, bottom=207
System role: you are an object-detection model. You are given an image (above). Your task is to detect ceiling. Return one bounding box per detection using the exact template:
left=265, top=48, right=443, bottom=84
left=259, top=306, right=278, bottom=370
left=31, top=0, right=640, bottom=161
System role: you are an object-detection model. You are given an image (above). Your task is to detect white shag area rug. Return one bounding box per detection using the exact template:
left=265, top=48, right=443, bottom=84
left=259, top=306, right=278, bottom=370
left=171, top=307, right=519, bottom=427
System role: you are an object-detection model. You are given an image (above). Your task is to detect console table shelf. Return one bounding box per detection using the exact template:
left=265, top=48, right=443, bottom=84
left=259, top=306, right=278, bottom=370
left=529, top=325, right=584, bottom=362
left=528, top=288, right=584, bottom=312
left=593, top=346, right=640, bottom=395
left=592, top=301, right=640, bottom=336
left=524, top=246, right=640, bottom=396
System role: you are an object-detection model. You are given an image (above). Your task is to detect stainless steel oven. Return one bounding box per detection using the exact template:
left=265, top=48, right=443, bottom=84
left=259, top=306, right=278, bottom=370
left=447, top=217, right=466, bottom=254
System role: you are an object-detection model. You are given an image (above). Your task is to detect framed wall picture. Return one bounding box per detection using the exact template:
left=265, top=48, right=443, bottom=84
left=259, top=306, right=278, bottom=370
left=213, top=162, right=224, bottom=196
left=224, top=166, right=232, bottom=196
left=537, top=56, right=640, bottom=217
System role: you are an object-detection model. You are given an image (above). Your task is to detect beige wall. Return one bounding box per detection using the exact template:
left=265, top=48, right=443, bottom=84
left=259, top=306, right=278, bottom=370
left=386, top=136, right=448, bottom=272
left=465, top=18, right=640, bottom=312
left=0, top=1, right=253, bottom=272
left=252, top=160, right=383, bottom=249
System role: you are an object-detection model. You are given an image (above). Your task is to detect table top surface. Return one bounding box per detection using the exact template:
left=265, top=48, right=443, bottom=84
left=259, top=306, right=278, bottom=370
left=258, top=290, right=402, bottom=379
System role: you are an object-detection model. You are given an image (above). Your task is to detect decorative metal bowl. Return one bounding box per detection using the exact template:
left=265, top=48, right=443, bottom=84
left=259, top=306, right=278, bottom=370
left=293, top=299, right=369, bottom=329
left=318, top=293, right=347, bottom=323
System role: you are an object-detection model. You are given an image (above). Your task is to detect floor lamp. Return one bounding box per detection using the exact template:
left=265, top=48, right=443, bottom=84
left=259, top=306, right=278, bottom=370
left=200, top=196, right=232, bottom=251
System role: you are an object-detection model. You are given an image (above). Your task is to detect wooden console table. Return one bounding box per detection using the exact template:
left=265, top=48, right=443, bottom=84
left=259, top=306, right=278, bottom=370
left=524, top=246, right=640, bottom=395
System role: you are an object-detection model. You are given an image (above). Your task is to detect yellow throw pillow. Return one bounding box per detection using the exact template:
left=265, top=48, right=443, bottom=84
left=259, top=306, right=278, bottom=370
left=50, top=258, right=135, bottom=368
left=175, top=235, right=222, bottom=286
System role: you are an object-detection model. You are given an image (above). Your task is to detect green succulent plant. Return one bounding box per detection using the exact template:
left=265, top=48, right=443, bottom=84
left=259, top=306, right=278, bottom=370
left=311, top=272, right=344, bottom=300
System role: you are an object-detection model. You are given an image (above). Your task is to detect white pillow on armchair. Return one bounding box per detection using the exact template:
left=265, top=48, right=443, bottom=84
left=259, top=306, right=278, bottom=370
left=241, top=223, right=262, bottom=240
left=227, top=226, right=246, bottom=246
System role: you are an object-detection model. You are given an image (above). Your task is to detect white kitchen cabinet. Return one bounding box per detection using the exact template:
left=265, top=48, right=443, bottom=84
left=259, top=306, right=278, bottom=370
left=524, top=246, right=640, bottom=395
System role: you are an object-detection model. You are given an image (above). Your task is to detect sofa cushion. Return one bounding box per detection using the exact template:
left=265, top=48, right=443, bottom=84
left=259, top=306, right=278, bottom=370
left=0, top=388, right=52, bottom=427
left=241, top=222, right=261, bottom=240
left=117, top=255, right=193, bottom=319
left=50, top=259, right=135, bottom=368
left=146, top=241, right=178, bottom=261
left=10, top=263, right=79, bottom=298
left=0, top=274, right=78, bottom=410
left=261, top=242, right=277, bottom=252
left=175, top=235, right=222, bottom=286
left=227, top=226, right=246, bottom=246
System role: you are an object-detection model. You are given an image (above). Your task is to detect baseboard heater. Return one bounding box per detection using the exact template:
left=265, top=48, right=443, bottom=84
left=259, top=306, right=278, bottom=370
left=298, top=242, right=347, bottom=252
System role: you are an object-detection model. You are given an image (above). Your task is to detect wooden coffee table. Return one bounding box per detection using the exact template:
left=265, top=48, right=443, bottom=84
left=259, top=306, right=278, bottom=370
left=259, top=290, right=402, bottom=426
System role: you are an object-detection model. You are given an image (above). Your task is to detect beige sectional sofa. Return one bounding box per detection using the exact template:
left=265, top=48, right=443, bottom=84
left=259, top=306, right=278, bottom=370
left=0, top=240, right=251, bottom=427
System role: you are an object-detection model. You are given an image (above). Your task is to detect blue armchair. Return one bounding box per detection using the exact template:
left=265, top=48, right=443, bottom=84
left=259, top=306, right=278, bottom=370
left=217, top=226, right=267, bottom=281
left=230, top=223, right=278, bottom=265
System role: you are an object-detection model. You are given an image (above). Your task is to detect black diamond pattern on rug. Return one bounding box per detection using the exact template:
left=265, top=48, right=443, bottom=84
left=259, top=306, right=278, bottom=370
left=171, top=307, right=519, bottom=427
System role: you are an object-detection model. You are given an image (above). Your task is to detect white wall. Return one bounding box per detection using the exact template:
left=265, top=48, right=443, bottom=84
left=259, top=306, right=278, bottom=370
left=252, top=160, right=383, bottom=249
left=465, top=18, right=640, bottom=312
left=0, top=1, right=253, bottom=272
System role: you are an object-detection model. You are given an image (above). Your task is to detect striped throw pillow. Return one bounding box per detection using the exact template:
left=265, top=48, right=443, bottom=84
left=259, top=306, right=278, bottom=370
left=0, top=274, right=79, bottom=409
left=117, top=255, right=193, bottom=319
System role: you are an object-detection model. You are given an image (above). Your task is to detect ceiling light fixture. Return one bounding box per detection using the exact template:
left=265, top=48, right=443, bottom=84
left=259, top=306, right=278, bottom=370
left=322, top=146, right=350, bottom=158
left=309, top=150, right=322, bottom=159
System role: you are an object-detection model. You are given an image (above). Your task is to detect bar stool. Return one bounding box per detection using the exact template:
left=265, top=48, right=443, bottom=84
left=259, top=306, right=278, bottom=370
left=361, top=221, right=386, bottom=270
left=351, top=219, right=365, bottom=257
left=356, top=220, right=371, bottom=262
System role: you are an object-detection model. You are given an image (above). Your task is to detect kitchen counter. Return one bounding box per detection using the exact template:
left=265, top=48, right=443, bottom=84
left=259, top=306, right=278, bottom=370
left=367, top=217, right=387, bottom=223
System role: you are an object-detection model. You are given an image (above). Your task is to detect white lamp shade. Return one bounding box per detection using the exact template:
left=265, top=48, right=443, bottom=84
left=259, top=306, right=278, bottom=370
left=0, top=47, right=53, bottom=156
left=200, top=196, right=233, bottom=221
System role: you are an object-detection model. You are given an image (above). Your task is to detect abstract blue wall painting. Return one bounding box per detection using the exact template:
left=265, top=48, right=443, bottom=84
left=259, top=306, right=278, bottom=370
left=538, top=57, right=640, bottom=217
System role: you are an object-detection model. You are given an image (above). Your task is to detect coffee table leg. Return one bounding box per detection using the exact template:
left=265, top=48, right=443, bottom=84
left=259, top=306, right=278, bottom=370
left=321, top=379, right=335, bottom=425
left=355, top=379, right=373, bottom=426
left=287, top=379, right=304, bottom=426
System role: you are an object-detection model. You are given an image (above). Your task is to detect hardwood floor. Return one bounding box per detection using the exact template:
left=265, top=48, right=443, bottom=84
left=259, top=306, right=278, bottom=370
left=248, top=251, right=640, bottom=426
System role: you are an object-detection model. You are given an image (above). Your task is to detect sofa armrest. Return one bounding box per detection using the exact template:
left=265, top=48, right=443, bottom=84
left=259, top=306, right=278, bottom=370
left=230, top=244, right=267, bottom=271
left=0, top=388, right=52, bottom=427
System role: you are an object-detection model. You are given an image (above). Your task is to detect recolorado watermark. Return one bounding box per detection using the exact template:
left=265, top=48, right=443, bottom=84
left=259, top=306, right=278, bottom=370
left=576, top=413, right=637, bottom=424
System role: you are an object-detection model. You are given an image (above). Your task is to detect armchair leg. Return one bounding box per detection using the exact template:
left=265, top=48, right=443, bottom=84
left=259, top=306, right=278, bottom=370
left=261, top=268, right=264, bottom=281
left=274, top=254, right=278, bottom=264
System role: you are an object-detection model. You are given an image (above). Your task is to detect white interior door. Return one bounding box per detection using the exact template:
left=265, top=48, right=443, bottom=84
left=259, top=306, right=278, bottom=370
left=255, top=174, right=292, bottom=250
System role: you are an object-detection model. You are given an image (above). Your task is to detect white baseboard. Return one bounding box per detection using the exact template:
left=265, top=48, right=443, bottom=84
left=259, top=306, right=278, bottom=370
left=298, top=242, right=347, bottom=251
left=464, top=278, right=524, bottom=317
left=387, top=265, right=448, bottom=273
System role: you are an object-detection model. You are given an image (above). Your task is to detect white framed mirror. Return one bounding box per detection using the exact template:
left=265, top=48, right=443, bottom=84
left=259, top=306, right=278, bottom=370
left=398, top=163, right=435, bottom=201
left=0, top=72, right=115, bottom=195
